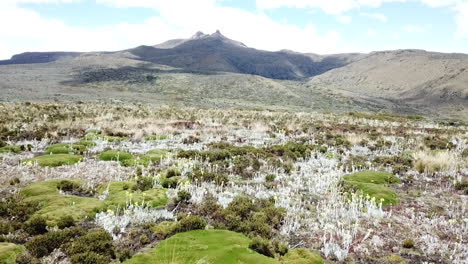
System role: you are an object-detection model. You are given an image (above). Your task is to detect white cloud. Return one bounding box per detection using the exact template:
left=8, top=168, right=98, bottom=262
left=0, top=0, right=345, bottom=59
left=454, top=1, right=468, bottom=39
left=256, top=0, right=406, bottom=15
left=255, top=0, right=468, bottom=40
left=1, top=0, right=468, bottom=59
left=366, top=28, right=377, bottom=36
left=338, top=15, right=353, bottom=24
left=360, top=12, right=388, bottom=22
left=403, top=24, right=426, bottom=33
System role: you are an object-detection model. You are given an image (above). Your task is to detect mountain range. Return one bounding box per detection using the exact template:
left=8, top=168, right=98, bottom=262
left=0, top=31, right=466, bottom=120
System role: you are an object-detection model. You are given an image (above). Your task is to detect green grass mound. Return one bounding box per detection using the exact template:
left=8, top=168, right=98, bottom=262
left=0, top=145, right=22, bottom=154
left=0, top=243, right=25, bottom=264
left=76, top=140, right=96, bottom=147
left=20, top=179, right=105, bottom=226
left=45, top=143, right=88, bottom=154
left=344, top=181, right=399, bottom=205
left=98, top=150, right=133, bottom=162
left=281, top=248, right=325, bottom=264
left=124, top=230, right=279, bottom=264
left=342, top=171, right=401, bottom=184
left=145, top=135, right=169, bottom=141
left=20, top=179, right=168, bottom=226
left=342, top=171, right=400, bottom=206
left=120, top=149, right=170, bottom=167
left=99, top=181, right=167, bottom=208
left=23, top=154, right=83, bottom=167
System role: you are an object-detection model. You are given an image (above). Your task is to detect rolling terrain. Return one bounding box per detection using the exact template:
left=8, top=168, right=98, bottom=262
left=0, top=31, right=467, bottom=120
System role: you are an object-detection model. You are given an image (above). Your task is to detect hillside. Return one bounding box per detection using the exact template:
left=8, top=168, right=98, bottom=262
left=308, top=49, right=468, bottom=119
left=0, top=32, right=467, bottom=119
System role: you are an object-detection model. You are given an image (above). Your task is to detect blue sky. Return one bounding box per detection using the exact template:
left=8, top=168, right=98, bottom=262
left=0, top=0, right=467, bottom=59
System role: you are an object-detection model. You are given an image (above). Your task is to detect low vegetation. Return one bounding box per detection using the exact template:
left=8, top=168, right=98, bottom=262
left=0, top=103, right=466, bottom=264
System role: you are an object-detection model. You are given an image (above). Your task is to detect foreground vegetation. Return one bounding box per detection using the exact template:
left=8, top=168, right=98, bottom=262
left=0, top=103, right=466, bottom=263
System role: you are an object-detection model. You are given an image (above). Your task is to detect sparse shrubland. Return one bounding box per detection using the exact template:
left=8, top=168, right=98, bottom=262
left=0, top=103, right=466, bottom=264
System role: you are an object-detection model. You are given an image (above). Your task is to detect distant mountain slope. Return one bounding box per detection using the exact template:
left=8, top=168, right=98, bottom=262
left=123, top=31, right=361, bottom=80
left=0, top=52, right=82, bottom=65
left=0, top=32, right=467, bottom=119
left=308, top=49, right=468, bottom=118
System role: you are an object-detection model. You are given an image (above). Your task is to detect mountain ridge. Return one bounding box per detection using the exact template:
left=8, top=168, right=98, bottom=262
left=0, top=31, right=467, bottom=120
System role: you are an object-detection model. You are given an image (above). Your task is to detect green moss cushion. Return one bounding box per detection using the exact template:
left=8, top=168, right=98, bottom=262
left=0, top=243, right=25, bottom=264
left=99, top=181, right=167, bottom=208
left=23, top=154, right=83, bottom=167
left=98, top=150, right=133, bottom=161
left=124, top=230, right=279, bottom=264
left=20, top=179, right=168, bottom=226
left=343, top=171, right=401, bottom=184
left=0, top=146, right=22, bottom=154
left=281, top=248, right=325, bottom=264
left=342, top=171, right=400, bottom=206
left=45, top=143, right=88, bottom=154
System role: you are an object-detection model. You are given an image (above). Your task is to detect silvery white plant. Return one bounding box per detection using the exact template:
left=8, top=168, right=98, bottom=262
left=95, top=202, right=174, bottom=240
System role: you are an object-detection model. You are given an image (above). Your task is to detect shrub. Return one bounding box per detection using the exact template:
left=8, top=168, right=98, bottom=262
left=24, top=215, right=47, bottom=235
left=182, top=135, right=200, bottom=144
left=402, top=238, right=415, bottom=249
left=8, top=177, right=20, bottom=186
left=56, top=180, right=82, bottom=192
left=64, top=228, right=115, bottom=264
left=117, top=248, right=132, bottom=262
left=175, top=215, right=206, bottom=233
left=341, top=155, right=368, bottom=170
left=373, top=155, right=414, bottom=174
left=25, top=227, right=84, bottom=258
left=249, top=236, right=275, bottom=257
left=423, top=136, right=455, bottom=150
left=176, top=190, right=192, bottom=202
left=273, top=240, right=289, bottom=256
left=160, top=176, right=181, bottom=188
left=197, top=195, right=222, bottom=217
left=56, top=215, right=75, bottom=229
left=0, top=195, right=39, bottom=222
left=217, top=196, right=286, bottom=239
left=165, top=168, right=181, bottom=178
left=247, top=212, right=273, bottom=238
left=188, top=169, right=228, bottom=185
left=150, top=221, right=178, bottom=240
left=139, top=234, right=149, bottom=245
left=454, top=181, right=468, bottom=191
left=0, top=221, right=13, bottom=235
left=265, top=174, right=276, bottom=182
left=462, top=148, right=468, bottom=158
left=70, top=252, right=111, bottom=264
left=131, top=176, right=154, bottom=191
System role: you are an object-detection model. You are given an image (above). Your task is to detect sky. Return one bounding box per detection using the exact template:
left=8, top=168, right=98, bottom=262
left=1, top=0, right=468, bottom=59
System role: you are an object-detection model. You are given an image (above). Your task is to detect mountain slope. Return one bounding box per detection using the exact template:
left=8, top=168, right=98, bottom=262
left=0, top=52, right=82, bottom=65
left=124, top=31, right=359, bottom=80
left=0, top=32, right=467, bottom=119
left=308, top=49, right=468, bottom=118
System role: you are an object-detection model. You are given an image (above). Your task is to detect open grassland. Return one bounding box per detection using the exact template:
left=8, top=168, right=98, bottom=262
left=0, top=103, right=466, bottom=263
